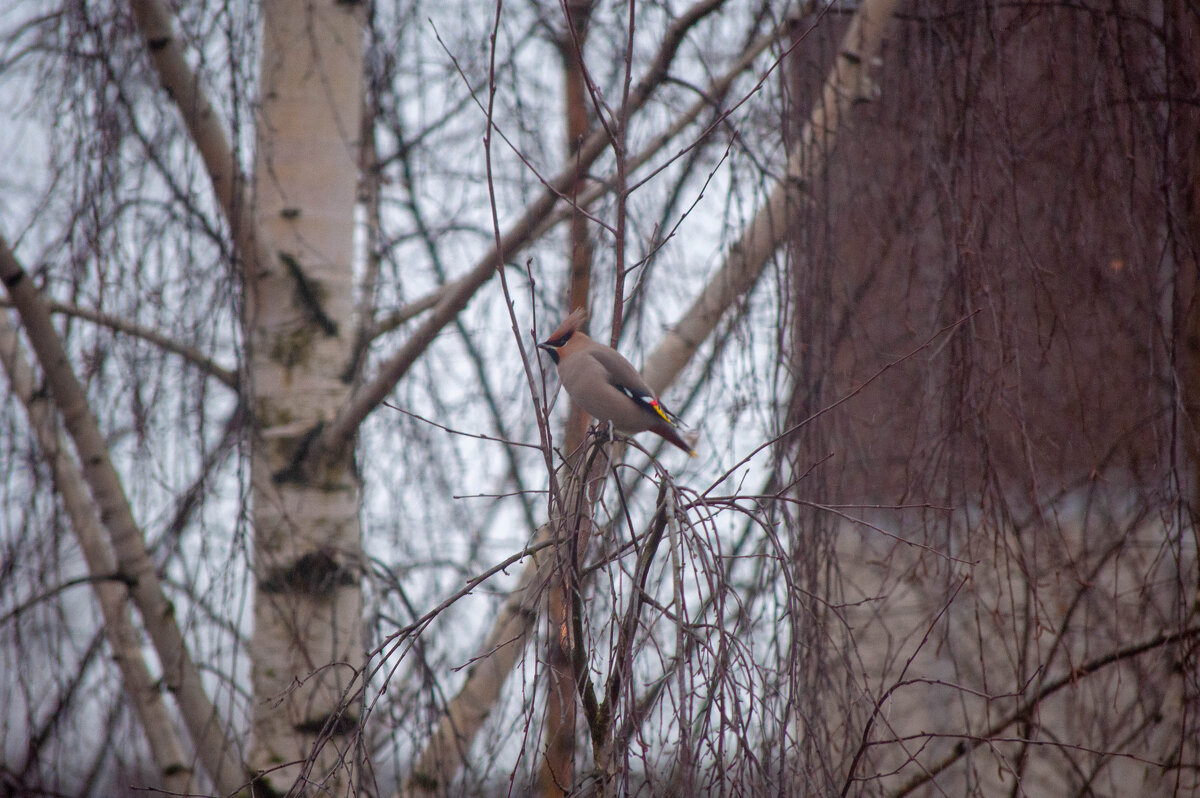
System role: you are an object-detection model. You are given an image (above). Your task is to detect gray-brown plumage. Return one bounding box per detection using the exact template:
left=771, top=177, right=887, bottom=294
left=537, top=309, right=696, bottom=456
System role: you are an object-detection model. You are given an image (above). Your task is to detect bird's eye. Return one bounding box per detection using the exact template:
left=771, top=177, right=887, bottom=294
left=549, top=333, right=572, bottom=347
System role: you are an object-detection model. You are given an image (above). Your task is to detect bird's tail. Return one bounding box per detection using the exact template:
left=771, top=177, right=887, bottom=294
left=653, top=421, right=699, bottom=458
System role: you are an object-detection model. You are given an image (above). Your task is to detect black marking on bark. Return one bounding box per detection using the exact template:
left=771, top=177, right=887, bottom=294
left=278, top=251, right=338, bottom=337
left=293, top=711, right=359, bottom=736
left=409, top=772, right=440, bottom=790
left=147, top=36, right=171, bottom=51
left=2, top=267, right=24, bottom=288
left=270, top=421, right=323, bottom=484
left=162, top=762, right=192, bottom=777
left=259, top=549, right=356, bottom=596
left=339, top=330, right=366, bottom=384
left=247, top=773, right=286, bottom=798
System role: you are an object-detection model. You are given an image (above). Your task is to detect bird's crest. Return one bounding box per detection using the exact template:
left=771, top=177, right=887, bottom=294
left=545, top=307, right=589, bottom=343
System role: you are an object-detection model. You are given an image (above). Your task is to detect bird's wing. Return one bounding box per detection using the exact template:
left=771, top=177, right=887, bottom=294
left=588, top=347, right=682, bottom=427
left=588, top=346, right=651, bottom=393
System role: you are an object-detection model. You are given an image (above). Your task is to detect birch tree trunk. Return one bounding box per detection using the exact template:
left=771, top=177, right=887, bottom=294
left=247, top=1, right=366, bottom=791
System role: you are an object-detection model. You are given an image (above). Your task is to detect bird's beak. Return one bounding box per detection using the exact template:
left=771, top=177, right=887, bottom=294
left=536, top=342, right=558, bottom=363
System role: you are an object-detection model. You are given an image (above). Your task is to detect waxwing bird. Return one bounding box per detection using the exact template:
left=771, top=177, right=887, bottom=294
left=537, top=309, right=697, bottom=457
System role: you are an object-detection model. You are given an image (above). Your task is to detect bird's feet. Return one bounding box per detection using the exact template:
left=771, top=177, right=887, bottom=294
left=590, top=421, right=617, bottom=445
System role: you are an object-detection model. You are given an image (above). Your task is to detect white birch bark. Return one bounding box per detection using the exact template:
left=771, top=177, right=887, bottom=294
left=246, top=1, right=366, bottom=792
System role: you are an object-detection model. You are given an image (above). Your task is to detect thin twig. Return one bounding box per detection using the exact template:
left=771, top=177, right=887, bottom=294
left=0, top=297, right=238, bottom=389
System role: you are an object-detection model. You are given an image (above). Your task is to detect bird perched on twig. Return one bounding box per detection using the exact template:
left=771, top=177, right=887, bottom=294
left=537, top=309, right=697, bottom=457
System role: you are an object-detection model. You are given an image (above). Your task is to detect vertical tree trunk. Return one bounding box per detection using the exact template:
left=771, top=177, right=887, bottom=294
left=247, top=1, right=365, bottom=792
left=541, top=5, right=596, bottom=794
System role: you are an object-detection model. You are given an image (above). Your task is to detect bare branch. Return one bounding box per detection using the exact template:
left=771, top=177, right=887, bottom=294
left=0, top=313, right=196, bottom=794
left=315, top=0, right=735, bottom=465
left=525, top=27, right=781, bottom=246
left=0, top=297, right=239, bottom=389
left=368, top=278, right=469, bottom=339
left=127, top=0, right=273, bottom=278
left=643, top=0, right=901, bottom=392
left=397, top=2, right=902, bottom=790
left=0, top=236, right=246, bottom=794
left=889, top=625, right=1200, bottom=798
left=400, top=526, right=558, bottom=797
